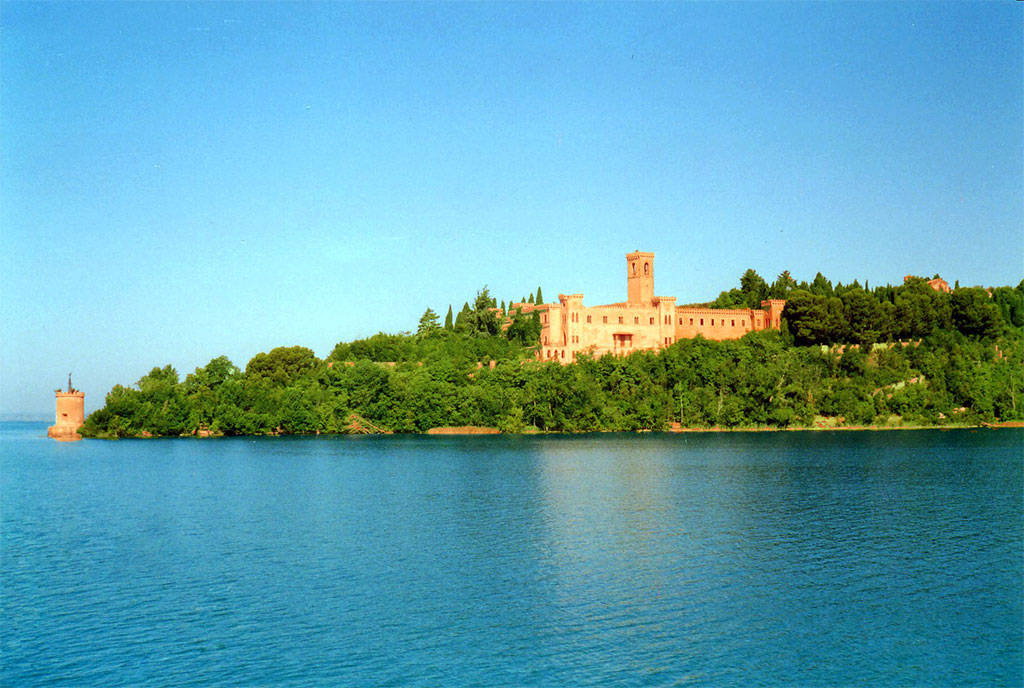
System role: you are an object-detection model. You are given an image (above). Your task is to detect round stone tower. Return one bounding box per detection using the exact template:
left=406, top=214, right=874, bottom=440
left=48, top=374, right=84, bottom=441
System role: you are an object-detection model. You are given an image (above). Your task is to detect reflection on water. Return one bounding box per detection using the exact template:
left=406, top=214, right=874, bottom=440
left=2, top=424, right=1021, bottom=686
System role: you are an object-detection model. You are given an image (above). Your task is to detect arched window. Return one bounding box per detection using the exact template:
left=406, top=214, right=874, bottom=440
left=644, top=262, right=650, bottom=275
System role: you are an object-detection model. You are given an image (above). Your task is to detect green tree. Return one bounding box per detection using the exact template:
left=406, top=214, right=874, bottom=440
left=535, top=286, right=544, bottom=304
left=951, top=288, right=1002, bottom=338
left=468, top=287, right=501, bottom=336
left=454, top=302, right=471, bottom=332
left=809, top=272, right=833, bottom=298
left=506, top=307, right=542, bottom=345
left=842, top=288, right=888, bottom=346
left=769, top=270, right=798, bottom=299
left=444, top=305, right=454, bottom=330
left=894, top=279, right=949, bottom=339
left=781, top=290, right=830, bottom=345
left=740, top=269, right=768, bottom=308
left=137, top=365, right=179, bottom=394
left=417, top=308, right=441, bottom=335
left=245, top=346, right=320, bottom=386
left=991, top=285, right=1024, bottom=329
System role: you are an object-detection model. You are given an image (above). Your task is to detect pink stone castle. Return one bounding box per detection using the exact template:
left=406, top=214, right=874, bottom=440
left=904, top=275, right=951, bottom=294
left=513, top=251, right=786, bottom=363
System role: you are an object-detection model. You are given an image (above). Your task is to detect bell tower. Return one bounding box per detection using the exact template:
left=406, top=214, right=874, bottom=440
left=626, top=251, right=654, bottom=304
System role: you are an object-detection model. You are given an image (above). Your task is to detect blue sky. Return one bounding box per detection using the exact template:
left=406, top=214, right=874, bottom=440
left=2, top=2, right=1021, bottom=417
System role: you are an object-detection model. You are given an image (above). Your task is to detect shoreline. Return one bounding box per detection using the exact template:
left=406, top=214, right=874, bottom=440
left=102, top=421, right=1024, bottom=438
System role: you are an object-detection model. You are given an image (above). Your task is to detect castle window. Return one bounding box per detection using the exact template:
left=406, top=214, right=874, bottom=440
left=700, top=319, right=704, bottom=326
left=731, top=320, right=735, bottom=326
left=644, top=262, right=650, bottom=275
left=710, top=319, right=714, bottom=326
left=603, top=316, right=608, bottom=324
left=561, top=350, right=565, bottom=359
left=679, top=317, right=683, bottom=325
left=586, top=315, right=591, bottom=323
left=634, top=316, right=639, bottom=324
left=618, top=316, right=623, bottom=324
left=649, top=317, right=654, bottom=325
left=742, top=320, right=745, bottom=326
left=689, top=318, right=693, bottom=325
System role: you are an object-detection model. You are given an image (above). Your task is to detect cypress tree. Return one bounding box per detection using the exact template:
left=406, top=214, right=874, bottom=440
left=455, top=302, right=471, bottom=331
left=528, top=293, right=535, bottom=304
left=444, top=305, right=453, bottom=330
left=535, top=286, right=544, bottom=304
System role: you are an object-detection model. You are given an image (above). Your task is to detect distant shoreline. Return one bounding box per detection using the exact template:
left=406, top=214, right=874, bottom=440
left=26, top=420, right=1019, bottom=439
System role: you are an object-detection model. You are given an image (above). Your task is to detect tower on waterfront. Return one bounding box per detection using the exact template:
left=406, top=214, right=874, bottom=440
left=48, top=373, right=84, bottom=441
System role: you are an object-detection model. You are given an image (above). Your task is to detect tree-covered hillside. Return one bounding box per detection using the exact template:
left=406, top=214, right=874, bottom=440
left=79, top=275, right=1024, bottom=438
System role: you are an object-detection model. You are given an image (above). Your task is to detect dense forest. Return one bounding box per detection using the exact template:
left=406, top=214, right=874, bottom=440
left=79, top=274, right=1024, bottom=438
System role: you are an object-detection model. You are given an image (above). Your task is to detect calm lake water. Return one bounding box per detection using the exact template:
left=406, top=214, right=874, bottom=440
left=2, top=422, right=1021, bottom=686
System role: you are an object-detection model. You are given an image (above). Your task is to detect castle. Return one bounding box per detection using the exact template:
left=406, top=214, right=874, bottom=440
left=904, top=275, right=951, bottom=293
left=513, top=251, right=786, bottom=363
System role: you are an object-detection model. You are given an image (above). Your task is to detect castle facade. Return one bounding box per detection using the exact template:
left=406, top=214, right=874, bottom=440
left=515, top=251, right=786, bottom=363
